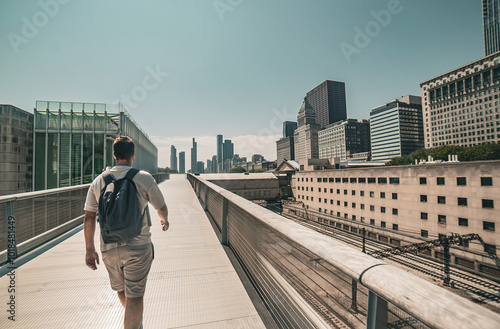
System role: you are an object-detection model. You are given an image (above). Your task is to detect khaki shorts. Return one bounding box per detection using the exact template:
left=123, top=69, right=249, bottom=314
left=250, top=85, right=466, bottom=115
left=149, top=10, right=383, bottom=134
left=102, top=243, right=154, bottom=298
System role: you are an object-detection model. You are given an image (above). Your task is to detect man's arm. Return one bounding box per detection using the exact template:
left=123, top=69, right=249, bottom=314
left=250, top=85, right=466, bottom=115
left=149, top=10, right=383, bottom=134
left=84, top=211, right=99, bottom=270
left=157, top=205, right=169, bottom=231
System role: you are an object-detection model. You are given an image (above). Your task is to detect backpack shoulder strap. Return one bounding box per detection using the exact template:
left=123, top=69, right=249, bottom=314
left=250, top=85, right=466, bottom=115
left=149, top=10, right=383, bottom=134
left=102, top=171, right=115, bottom=187
left=125, top=168, right=140, bottom=181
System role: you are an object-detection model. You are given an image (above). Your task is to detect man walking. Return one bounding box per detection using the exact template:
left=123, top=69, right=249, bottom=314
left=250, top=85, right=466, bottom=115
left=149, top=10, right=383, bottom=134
left=84, top=136, right=169, bottom=329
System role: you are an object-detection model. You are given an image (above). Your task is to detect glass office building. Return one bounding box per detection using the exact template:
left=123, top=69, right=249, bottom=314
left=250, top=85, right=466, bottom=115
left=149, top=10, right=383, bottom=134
left=33, top=101, right=158, bottom=190
left=370, top=96, right=423, bottom=163
left=484, top=0, right=500, bottom=56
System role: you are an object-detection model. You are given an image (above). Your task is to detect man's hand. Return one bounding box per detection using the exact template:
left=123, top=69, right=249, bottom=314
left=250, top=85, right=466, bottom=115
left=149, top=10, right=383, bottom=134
left=157, top=205, right=169, bottom=232
left=86, top=249, right=99, bottom=270
left=161, top=219, right=169, bottom=231
left=84, top=211, right=99, bottom=270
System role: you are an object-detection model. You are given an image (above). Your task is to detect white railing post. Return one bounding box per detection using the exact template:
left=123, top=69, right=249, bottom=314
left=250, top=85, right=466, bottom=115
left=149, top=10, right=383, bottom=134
left=221, top=197, right=228, bottom=246
left=204, top=185, right=208, bottom=211
left=366, top=291, right=388, bottom=329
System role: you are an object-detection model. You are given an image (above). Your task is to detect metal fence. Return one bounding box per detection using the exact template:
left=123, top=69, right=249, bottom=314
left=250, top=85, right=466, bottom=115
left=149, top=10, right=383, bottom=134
left=0, top=184, right=90, bottom=265
left=152, top=172, right=170, bottom=183
left=0, top=172, right=169, bottom=266
left=187, top=174, right=500, bottom=329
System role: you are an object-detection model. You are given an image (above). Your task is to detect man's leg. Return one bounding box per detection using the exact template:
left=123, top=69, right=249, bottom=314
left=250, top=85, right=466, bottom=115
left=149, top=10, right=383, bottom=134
left=124, top=297, right=143, bottom=329
left=117, top=290, right=126, bottom=308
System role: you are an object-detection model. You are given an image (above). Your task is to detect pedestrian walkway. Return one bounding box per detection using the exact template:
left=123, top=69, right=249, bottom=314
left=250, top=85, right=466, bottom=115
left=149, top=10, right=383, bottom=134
left=0, top=175, right=266, bottom=328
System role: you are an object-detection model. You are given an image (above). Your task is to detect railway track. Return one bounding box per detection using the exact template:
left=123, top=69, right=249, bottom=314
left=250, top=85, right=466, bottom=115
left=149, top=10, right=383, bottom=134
left=266, top=205, right=500, bottom=304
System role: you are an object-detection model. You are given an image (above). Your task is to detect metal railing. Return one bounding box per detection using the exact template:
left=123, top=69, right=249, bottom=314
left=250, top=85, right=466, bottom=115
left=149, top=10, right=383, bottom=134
left=0, top=184, right=90, bottom=265
left=187, top=174, right=500, bottom=329
left=152, top=172, right=170, bottom=183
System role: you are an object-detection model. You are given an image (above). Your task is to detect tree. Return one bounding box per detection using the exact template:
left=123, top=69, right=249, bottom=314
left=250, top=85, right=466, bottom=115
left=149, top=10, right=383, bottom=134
left=229, top=167, right=247, bottom=173
left=249, top=168, right=267, bottom=173
left=385, top=143, right=500, bottom=166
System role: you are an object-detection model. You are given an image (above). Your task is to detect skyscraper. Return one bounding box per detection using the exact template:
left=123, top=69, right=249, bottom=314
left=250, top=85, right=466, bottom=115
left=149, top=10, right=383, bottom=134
left=483, top=0, right=500, bottom=55
left=318, top=119, right=371, bottom=161
left=211, top=155, right=218, bottom=173
left=206, top=159, right=212, bottom=173
left=191, top=138, right=197, bottom=173
left=179, top=151, right=186, bottom=174
left=306, top=80, right=347, bottom=128
left=196, top=161, right=204, bottom=174
left=283, top=121, right=298, bottom=138
left=293, top=97, right=321, bottom=161
left=276, top=137, right=294, bottom=162
left=170, top=145, right=178, bottom=171
left=217, top=134, right=223, bottom=169
left=223, top=139, right=234, bottom=162
left=370, top=95, right=423, bottom=163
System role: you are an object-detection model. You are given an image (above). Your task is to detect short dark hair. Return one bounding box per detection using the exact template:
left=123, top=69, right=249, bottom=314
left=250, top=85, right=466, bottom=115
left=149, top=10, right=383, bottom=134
left=113, top=136, right=135, bottom=160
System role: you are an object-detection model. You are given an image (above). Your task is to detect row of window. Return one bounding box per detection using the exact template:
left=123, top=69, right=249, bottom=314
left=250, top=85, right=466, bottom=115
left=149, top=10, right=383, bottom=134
left=304, top=203, right=496, bottom=232
left=297, top=187, right=399, bottom=198
left=420, top=195, right=494, bottom=208
left=299, top=177, right=400, bottom=184
left=299, top=208, right=498, bottom=255
left=419, top=176, right=493, bottom=186
left=298, top=176, right=493, bottom=186
left=419, top=212, right=495, bottom=230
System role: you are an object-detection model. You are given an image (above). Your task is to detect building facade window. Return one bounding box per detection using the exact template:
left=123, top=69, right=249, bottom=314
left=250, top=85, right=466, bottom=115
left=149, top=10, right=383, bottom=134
left=457, top=177, right=467, bottom=186
left=421, top=230, right=428, bottom=238
left=481, top=177, right=493, bottom=186
left=420, top=177, right=427, bottom=185
left=437, top=177, right=445, bottom=185
left=389, top=177, right=400, bottom=184
left=392, top=224, right=398, bottom=230
left=437, top=196, right=446, bottom=204
left=459, top=218, right=468, bottom=226
left=392, top=208, right=398, bottom=215
left=438, top=215, right=447, bottom=224
left=421, top=212, right=428, bottom=220
left=392, top=193, right=398, bottom=200
left=458, top=197, right=468, bottom=206
left=483, top=199, right=494, bottom=208
left=484, top=221, right=496, bottom=231
left=381, top=221, right=386, bottom=228
left=420, top=195, right=427, bottom=202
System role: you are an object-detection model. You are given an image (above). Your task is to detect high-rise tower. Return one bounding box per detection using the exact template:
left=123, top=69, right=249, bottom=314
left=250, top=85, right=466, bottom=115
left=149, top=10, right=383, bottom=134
left=484, top=0, right=500, bottom=55
left=170, top=145, right=177, bottom=171
left=306, top=80, right=347, bottom=128
left=190, top=138, right=197, bottom=173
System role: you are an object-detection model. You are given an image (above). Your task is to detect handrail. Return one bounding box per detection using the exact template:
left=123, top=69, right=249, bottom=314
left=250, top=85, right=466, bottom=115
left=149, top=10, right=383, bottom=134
left=0, top=184, right=91, bottom=204
left=188, top=173, right=500, bottom=329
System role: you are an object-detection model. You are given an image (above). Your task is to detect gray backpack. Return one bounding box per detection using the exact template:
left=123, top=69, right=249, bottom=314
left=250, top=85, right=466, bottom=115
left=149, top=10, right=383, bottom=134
left=98, top=168, right=143, bottom=244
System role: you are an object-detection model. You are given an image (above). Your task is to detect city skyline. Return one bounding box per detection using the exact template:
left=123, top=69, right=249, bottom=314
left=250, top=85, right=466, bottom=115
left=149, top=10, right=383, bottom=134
left=0, top=1, right=485, bottom=168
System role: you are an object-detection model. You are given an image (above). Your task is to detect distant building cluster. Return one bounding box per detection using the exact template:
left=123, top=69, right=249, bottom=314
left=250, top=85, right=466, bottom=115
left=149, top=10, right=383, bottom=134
left=274, top=4, right=500, bottom=166
left=270, top=5, right=500, bottom=281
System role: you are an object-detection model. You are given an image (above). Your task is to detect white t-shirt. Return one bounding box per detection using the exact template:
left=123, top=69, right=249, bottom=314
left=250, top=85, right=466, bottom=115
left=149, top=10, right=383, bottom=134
left=84, top=165, right=166, bottom=252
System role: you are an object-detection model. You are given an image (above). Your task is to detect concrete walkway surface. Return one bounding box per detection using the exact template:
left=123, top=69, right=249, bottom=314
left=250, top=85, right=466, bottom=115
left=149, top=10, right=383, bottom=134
left=0, top=175, right=266, bottom=329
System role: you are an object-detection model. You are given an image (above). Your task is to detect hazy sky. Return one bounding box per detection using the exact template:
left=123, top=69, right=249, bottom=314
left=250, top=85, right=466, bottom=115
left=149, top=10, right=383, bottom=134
left=0, top=0, right=484, bottom=167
